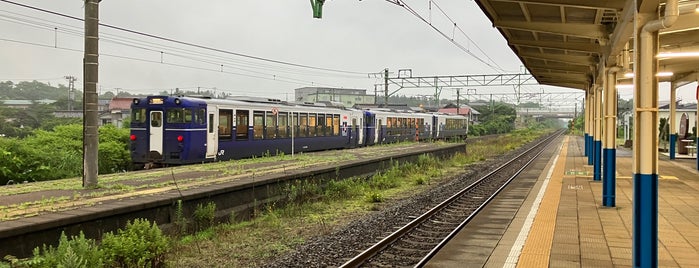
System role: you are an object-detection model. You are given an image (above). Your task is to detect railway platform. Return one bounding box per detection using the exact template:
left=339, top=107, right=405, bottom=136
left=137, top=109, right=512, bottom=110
left=427, top=135, right=699, bottom=267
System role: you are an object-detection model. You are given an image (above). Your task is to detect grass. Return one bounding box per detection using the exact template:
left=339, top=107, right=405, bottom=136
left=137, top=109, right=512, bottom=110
left=167, top=128, right=550, bottom=267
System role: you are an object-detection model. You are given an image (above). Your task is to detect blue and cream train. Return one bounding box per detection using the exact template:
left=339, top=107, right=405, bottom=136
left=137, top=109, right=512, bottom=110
left=129, top=95, right=468, bottom=167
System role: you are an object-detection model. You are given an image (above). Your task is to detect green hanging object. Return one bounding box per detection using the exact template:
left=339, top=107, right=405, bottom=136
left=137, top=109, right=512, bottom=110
left=310, top=0, right=325, bottom=18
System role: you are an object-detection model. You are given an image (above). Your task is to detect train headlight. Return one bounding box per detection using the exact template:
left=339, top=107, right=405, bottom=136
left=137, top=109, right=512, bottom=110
left=177, top=135, right=184, bottom=142
left=174, top=98, right=182, bottom=105
left=130, top=134, right=137, bottom=141
left=132, top=99, right=140, bottom=105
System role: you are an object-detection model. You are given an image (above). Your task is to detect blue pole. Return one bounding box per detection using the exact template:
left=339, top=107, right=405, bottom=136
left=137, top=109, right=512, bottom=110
left=696, top=137, right=699, bottom=170
left=669, top=134, right=676, bottom=160
left=584, top=133, right=589, bottom=156
left=594, top=140, right=601, bottom=181
left=603, top=148, right=616, bottom=206
left=633, top=173, right=658, bottom=268
left=588, top=135, right=594, bottom=165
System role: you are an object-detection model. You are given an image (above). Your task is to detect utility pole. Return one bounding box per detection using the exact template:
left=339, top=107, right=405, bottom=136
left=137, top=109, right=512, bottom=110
left=456, top=88, right=461, bottom=115
left=384, top=68, right=389, bottom=106
left=83, top=0, right=99, bottom=188
left=64, top=75, right=76, bottom=110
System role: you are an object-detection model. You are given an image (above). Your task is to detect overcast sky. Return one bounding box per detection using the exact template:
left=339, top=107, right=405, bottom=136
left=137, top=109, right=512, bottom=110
left=1, top=0, right=696, bottom=106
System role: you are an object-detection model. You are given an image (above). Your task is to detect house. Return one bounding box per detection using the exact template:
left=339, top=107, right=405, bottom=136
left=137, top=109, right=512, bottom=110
left=295, top=87, right=375, bottom=107
left=107, top=98, right=134, bottom=128
left=438, top=103, right=480, bottom=124
left=0, top=99, right=56, bottom=109
left=659, top=101, right=698, bottom=137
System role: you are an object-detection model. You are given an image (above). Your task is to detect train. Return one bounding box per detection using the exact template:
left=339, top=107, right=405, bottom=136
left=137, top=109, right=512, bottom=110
left=129, top=95, right=469, bottom=167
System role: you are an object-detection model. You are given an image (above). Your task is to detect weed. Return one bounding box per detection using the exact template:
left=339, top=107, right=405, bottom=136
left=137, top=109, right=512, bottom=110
left=365, top=191, right=384, bottom=203
left=193, top=202, right=217, bottom=231
left=101, top=218, right=169, bottom=268
left=174, top=200, right=188, bottom=235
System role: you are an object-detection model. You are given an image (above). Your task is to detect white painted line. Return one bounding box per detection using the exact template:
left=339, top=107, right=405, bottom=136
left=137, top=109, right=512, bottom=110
left=504, top=143, right=562, bottom=266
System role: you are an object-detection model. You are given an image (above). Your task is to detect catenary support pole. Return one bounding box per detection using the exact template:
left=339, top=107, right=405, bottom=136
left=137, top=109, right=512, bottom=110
left=633, top=1, right=677, bottom=267
left=83, top=0, right=99, bottom=188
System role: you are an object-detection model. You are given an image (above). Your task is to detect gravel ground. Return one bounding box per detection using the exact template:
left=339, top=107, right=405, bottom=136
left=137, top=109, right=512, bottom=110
left=263, top=136, right=540, bottom=267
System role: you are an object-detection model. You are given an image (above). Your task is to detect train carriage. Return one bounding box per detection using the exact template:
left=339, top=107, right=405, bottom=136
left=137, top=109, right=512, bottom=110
left=130, top=95, right=469, bottom=168
left=130, top=96, right=366, bottom=167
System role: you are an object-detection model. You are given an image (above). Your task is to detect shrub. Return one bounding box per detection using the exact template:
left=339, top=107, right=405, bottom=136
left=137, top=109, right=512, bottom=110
left=26, top=231, right=102, bottom=268
left=100, top=218, right=169, bottom=268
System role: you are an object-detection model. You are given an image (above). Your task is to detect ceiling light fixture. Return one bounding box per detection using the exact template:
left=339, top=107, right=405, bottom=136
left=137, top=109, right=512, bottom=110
left=616, top=84, right=634, bottom=90
left=656, top=71, right=674, bottom=77
left=657, top=51, right=699, bottom=58
left=624, top=72, right=634, bottom=78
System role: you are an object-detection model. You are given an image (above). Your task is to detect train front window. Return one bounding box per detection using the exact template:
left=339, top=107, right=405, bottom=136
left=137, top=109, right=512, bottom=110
left=167, top=108, right=185, bottom=123
left=131, top=108, right=146, bottom=124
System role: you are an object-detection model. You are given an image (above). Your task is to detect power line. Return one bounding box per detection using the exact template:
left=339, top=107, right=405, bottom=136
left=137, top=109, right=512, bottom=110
left=429, top=0, right=504, bottom=71
left=0, top=37, right=343, bottom=88
left=384, top=0, right=505, bottom=72
left=0, top=0, right=370, bottom=76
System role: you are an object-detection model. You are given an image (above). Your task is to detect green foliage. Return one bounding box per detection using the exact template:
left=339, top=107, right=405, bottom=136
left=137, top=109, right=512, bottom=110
left=0, top=124, right=130, bottom=184
left=174, top=200, right=188, bottom=235
left=365, top=191, right=384, bottom=203
left=25, top=231, right=102, bottom=268
left=193, top=202, right=217, bottom=230
left=100, top=218, right=169, bottom=268
left=468, top=103, right=517, bottom=136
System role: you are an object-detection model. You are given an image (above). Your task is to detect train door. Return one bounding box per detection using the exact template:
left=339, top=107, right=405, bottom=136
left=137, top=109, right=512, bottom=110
left=432, top=116, right=439, bottom=139
left=206, top=110, right=218, bottom=159
left=149, top=111, right=163, bottom=157
left=351, top=117, right=358, bottom=148
left=364, top=112, right=375, bottom=146
left=358, top=117, right=364, bottom=145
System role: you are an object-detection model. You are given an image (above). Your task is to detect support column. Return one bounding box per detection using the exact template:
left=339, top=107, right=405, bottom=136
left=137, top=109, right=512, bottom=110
left=594, top=84, right=602, bottom=181
left=696, top=81, right=699, bottom=170
left=584, top=91, right=590, bottom=157
left=588, top=89, right=595, bottom=165
left=604, top=66, right=621, bottom=207
left=633, top=1, right=677, bottom=266
left=669, top=81, right=677, bottom=159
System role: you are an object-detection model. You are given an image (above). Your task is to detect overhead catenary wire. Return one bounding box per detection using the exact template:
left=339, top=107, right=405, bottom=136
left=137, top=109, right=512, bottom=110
left=384, top=0, right=506, bottom=72
left=0, top=37, right=344, bottom=89
left=0, top=0, right=371, bottom=76
left=1, top=11, right=367, bottom=81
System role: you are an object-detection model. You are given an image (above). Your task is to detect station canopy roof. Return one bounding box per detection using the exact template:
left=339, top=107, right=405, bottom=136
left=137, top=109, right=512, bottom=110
left=475, top=0, right=699, bottom=90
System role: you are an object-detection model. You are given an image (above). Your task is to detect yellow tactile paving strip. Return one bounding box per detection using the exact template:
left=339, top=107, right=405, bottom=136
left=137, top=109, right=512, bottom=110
left=516, top=137, right=568, bottom=267
left=514, top=136, right=699, bottom=267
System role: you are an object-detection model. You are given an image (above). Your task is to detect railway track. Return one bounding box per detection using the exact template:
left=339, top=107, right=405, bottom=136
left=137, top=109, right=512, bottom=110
left=340, top=129, right=565, bottom=267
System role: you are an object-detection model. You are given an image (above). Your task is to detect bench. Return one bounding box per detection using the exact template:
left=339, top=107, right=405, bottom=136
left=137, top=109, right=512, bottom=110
left=686, top=145, right=697, bottom=157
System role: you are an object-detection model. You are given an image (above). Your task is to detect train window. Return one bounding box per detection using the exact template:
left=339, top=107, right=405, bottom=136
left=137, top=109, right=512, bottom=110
left=309, top=114, right=317, bottom=136
left=208, top=114, right=214, bottom=133
left=131, top=108, right=146, bottom=124
left=236, top=110, right=249, bottom=141
left=317, top=114, right=325, bottom=136
left=218, top=110, right=232, bottom=139
left=167, top=108, right=185, bottom=123
left=299, top=113, right=308, bottom=137
left=266, top=112, right=277, bottom=139
left=332, top=115, right=340, bottom=136
left=292, top=112, right=299, bottom=137
left=184, top=109, right=193, bottom=123
left=253, top=111, right=264, bottom=140
left=196, top=109, right=206, bottom=125
left=278, top=112, right=288, bottom=138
